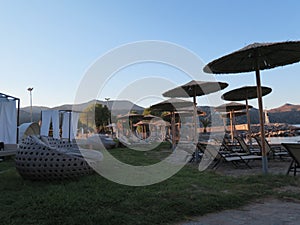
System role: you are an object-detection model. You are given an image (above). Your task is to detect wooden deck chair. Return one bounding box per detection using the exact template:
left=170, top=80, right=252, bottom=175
left=210, top=137, right=241, bottom=155
left=281, top=143, right=300, bottom=176
left=234, top=136, right=261, bottom=155
left=200, top=144, right=261, bottom=169
left=254, top=136, right=289, bottom=159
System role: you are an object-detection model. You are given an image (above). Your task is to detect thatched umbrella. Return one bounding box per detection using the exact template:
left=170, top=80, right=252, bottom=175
left=215, top=102, right=252, bottom=141
left=117, top=113, right=143, bottom=120
left=134, top=120, right=150, bottom=139
left=221, top=86, right=272, bottom=139
left=150, top=98, right=194, bottom=150
left=204, top=40, right=300, bottom=174
left=162, top=110, right=206, bottom=121
left=150, top=98, right=194, bottom=111
left=117, top=113, right=143, bottom=130
left=220, top=111, right=247, bottom=139
left=142, top=114, right=160, bottom=121
left=163, top=80, right=228, bottom=160
left=162, top=80, right=228, bottom=105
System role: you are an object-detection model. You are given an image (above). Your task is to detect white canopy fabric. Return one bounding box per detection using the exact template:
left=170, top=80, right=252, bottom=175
left=40, top=110, right=60, bottom=138
left=62, top=111, right=80, bottom=140
left=0, top=100, right=17, bottom=144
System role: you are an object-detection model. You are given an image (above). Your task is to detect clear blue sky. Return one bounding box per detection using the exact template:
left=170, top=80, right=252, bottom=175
left=1, top=0, right=300, bottom=110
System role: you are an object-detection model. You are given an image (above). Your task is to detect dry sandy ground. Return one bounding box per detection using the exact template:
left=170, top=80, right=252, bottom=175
left=211, top=157, right=292, bottom=177
left=178, top=158, right=300, bottom=225
left=178, top=198, right=300, bottom=225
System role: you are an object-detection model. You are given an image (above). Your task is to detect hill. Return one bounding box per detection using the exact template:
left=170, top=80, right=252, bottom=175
left=268, top=103, right=300, bottom=113
left=198, top=103, right=300, bottom=125
left=51, top=99, right=144, bottom=114
left=18, top=101, right=300, bottom=125
left=228, top=103, right=300, bottom=125
left=19, top=106, right=50, bottom=124
left=268, top=103, right=300, bottom=124
left=19, top=100, right=144, bottom=123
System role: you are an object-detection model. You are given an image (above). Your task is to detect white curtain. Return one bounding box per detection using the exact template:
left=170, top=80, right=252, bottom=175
left=62, top=112, right=70, bottom=139
left=40, top=110, right=52, bottom=136
left=40, top=110, right=60, bottom=138
left=62, top=112, right=80, bottom=140
left=71, top=112, right=80, bottom=140
left=0, top=100, right=17, bottom=144
left=51, top=110, right=60, bottom=139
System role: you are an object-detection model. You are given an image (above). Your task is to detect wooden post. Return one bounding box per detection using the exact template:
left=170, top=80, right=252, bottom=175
left=246, top=98, right=251, bottom=138
left=230, top=111, right=234, bottom=142
left=246, top=98, right=253, bottom=147
left=256, top=70, right=268, bottom=174
left=171, top=112, right=176, bottom=150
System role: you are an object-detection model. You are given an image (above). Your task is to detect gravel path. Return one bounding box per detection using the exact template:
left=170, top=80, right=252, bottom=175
left=178, top=198, right=300, bottom=225
left=177, top=158, right=300, bottom=225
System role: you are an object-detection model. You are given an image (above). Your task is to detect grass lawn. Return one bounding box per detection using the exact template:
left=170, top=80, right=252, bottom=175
left=0, top=142, right=300, bottom=225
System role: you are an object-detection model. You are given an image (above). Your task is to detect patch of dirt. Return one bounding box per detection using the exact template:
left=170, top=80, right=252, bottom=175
left=208, top=158, right=293, bottom=177
left=177, top=159, right=300, bottom=225
left=177, top=198, right=300, bottom=225
left=275, top=185, right=300, bottom=194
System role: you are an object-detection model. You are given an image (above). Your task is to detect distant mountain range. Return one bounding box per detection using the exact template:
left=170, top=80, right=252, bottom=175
left=198, top=103, right=300, bottom=126
left=268, top=103, right=300, bottom=113
left=19, top=99, right=144, bottom=124
left=268, top=103, right=300, bottom=124
left=19, top=101, right=300, bottom=125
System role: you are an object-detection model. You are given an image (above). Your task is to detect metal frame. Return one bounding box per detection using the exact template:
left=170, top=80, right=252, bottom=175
left=0, top=92, right=20, bottom=144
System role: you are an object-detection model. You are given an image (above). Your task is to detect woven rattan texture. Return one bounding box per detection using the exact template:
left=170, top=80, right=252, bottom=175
left=15, top=136, right=94, bottom=181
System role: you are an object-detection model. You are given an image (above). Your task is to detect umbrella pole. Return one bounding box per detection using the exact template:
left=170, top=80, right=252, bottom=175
left=194, top=104, right=199, bottom=162
left=230, top=111, right=234, bottom=142
left=233, top=112, right=237, bottom=138
left=255, top=70, right=268, bottom=174
left=193, top=88, right=197, bottom=106
left=246, top=99, right=252, bottom=146
left=171, top=112, right=176, bottom=151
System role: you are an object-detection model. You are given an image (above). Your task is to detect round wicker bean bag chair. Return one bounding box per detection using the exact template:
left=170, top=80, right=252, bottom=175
left=15, top=136, right=96, bottom=181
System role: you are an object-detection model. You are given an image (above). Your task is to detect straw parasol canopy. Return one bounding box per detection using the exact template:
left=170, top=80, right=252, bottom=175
left=220, top=111, right=247, bottom=118
left=163, top=110, right=205, bottom=120
left=203, top=40, right=300, bottom=174
left=203, top=41, right=300, bottom=74
left=222, top=86, right=272, bottom=101
left=221, top=111, right=247, bottom=139
left=215, top=102, right=252, bottom=141
left=142, top=114, right=160, bottom=121
left=116, top=113, right=144, bottom=133
left=150, top=98, right=195, bottom=150
left=150, top=98, right=194, bottom=112
left=117, top=113, right=143, bottom=120
left=162, top=80, right=228, bottom=105
left=221, top=86, right=272, bottom=139
left=215, top=102, right=252, bottom=112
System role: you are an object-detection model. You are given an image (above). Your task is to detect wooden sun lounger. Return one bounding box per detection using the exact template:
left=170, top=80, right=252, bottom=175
left=200, top=144, right=261, bottom=169
left=255, top=137, right=289, bottom=159
left=0, top=144, right=18, bottom=157
left=234, top=136, right=261, bottom=155
left=281, top=143, right=300, bottom=176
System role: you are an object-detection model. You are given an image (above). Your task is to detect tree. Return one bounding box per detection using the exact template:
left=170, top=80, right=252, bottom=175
left=143, top=107, right=165, bottom=117
left=80, top=103, right=111, bottom=133
left=143, top=107, right=151, bottom=116
left=200, top=118, right=211, bottom=133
